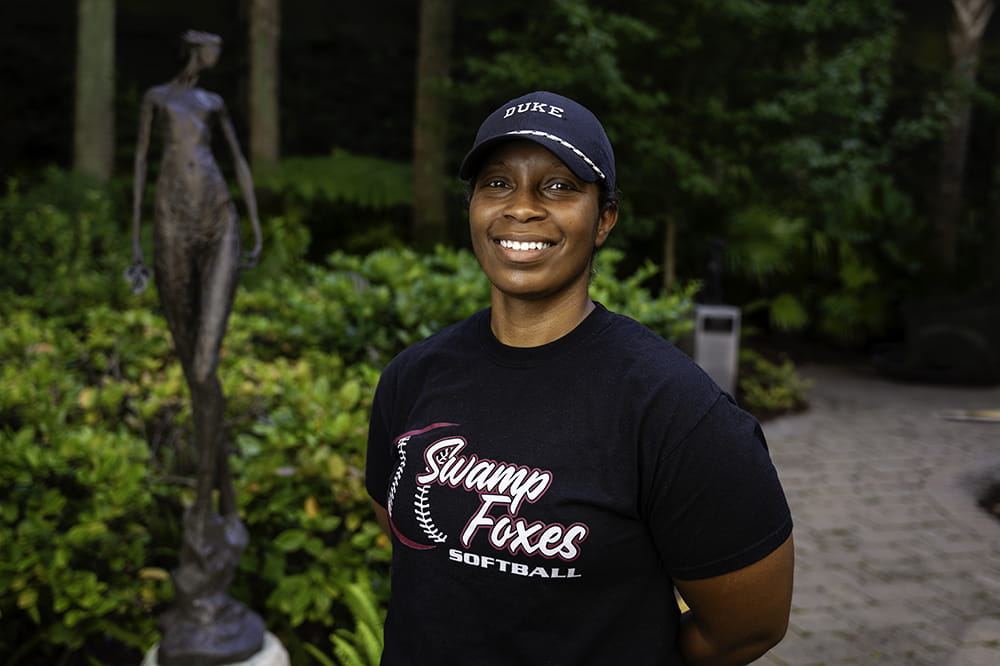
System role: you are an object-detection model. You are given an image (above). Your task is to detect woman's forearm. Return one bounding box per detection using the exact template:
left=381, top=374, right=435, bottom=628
left=678, top=610, right=785, bottom=666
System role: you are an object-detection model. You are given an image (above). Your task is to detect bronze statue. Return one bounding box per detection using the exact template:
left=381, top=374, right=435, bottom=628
left=128, top=29, right=265, bottom=666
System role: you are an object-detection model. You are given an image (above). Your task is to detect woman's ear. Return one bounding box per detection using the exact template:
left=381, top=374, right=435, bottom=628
left=595, top=207, right=619, bottom=248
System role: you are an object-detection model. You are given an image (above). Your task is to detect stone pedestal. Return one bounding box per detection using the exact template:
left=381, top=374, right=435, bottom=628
left=142, top=631, right=289, bottom=666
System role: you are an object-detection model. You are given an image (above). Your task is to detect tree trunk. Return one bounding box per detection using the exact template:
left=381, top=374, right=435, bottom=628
left=74, top=0, right=115, bottom=181
left=248, top=0, right=281, bottom=170
left=930, top=0, right=994, bottom=275
left=412, top=0, right=454, bottom=248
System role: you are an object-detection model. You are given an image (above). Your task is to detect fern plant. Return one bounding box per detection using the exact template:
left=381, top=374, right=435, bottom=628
left=255, top=149, right=412, bottom=209
left=305, top=571, right=385, bottom=666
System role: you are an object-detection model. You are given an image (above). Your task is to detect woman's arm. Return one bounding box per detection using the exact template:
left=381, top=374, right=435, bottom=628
left=674, top=534, right=794, bottom=666
left=371, top=501, right=391, bottom=537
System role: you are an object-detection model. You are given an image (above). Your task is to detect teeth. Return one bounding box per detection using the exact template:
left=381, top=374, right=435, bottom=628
left=499, top=239, right=552, bottom=251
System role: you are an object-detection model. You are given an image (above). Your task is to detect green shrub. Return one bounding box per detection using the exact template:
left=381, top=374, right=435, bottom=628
left=737, top=349, right=812, bottom=420
left=592, top=248, right=698, bottom=342
left=0, top=170, right=135, bottom=319
left=0, top=296, right=389, bottom=664
left=0, top=309, right=167, bottom=664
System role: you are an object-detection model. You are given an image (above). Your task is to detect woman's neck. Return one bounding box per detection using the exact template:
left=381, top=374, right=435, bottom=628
left=489, top=293, right=595, bottom=348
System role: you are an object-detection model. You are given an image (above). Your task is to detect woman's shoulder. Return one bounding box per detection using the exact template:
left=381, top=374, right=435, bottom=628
left=596, top=306, right=721, bottom=399
left=383, top=309, right=487, bottom=372
left=599, top=307, right=698, bottom=366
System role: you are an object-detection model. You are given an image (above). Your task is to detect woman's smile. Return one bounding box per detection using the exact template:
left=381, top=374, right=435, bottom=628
left=493, top=237, right=558, bottom=263
left=497, top=239, right=555, bottom=251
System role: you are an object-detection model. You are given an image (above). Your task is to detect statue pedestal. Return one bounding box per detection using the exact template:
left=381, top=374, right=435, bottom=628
left=142, top=631, right=289, bottom=666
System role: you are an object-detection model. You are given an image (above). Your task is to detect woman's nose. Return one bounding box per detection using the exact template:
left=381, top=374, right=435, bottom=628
left=503, top=187, right=545, bottom=223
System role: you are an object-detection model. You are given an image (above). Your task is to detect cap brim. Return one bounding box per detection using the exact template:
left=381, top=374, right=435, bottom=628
left=459, top=133, right=602, bottom=184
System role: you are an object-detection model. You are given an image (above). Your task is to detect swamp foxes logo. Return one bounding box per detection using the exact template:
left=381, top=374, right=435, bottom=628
left=387, top=425, right=589, bottom=562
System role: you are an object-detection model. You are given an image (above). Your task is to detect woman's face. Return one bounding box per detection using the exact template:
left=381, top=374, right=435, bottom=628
left=468, top=140, right=617, bottom=307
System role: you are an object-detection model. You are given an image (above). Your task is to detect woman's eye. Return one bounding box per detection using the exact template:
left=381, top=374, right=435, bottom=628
left=548, top=181, right=577, bottom=192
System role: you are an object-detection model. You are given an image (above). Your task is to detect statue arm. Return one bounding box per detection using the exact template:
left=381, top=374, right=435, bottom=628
left=125, top=90, right=156, bottom=294
left=218, top=102, right=262, bottom=268
left=132, top=90, right=155, bottom=264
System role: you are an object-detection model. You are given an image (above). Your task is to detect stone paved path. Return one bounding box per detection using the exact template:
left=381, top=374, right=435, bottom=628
left=750, top=363, right=1000, bottom=666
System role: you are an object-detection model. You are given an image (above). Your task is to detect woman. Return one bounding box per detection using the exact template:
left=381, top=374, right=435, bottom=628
left=366, top=91, right=793, bottom=665
left=129, top=30, right=264, bottom=664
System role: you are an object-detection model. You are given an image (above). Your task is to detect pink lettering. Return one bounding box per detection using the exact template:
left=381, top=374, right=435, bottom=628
left=418, top=439, right=552, bottom=513
left=462, top=495, right=589, bottom=561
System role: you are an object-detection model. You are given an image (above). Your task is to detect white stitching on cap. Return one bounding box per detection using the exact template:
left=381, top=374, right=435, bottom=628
left=504, top=130, right=606, bottom=181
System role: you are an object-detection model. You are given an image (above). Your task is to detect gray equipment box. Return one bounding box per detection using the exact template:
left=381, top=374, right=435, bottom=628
left=690, top=305, right=741, bottom=394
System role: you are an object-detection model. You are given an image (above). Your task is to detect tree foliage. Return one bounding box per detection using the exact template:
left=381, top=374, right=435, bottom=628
left=452, top=0, right=960, bottom=344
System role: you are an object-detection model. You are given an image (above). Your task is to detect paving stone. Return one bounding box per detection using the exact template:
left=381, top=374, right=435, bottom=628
left=850, top=600, right=932, bottom=628
left=850, top=621, right=961, bottom=658
left=944, top=645, right=1000, bottom=666
left=789, top=607, right=859, bottom=634
left=771, top=630, right=894, bottom=664
left=957, top=617, right=1000, bottom=645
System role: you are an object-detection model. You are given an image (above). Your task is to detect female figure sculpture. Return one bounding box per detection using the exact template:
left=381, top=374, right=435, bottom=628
left=129, top=30, right=264, bottom=665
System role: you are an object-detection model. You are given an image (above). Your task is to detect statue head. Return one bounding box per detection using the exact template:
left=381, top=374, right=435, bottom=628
left=181, top=30, right=223, bottom=71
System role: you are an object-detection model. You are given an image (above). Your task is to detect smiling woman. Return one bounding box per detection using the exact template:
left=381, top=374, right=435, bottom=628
left=467, top=139, right=617, bottom=340
left=365, top=91, right=794, bottom=666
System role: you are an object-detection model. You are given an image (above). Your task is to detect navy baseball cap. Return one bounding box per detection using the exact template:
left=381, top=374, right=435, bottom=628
left=459, top=91, right=616, bottom=192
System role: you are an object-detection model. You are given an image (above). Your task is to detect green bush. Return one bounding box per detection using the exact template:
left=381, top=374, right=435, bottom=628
left=737, top=349, right=813, bottom=420
left=0, top=297, right=388, bottom=664
left=0, top=308, right=167, bottom=663
left=0, top=170, right=135, bottom=319
left=592, top=249, right=698, bottom=342
left=235, top=246, right=491, bottom=369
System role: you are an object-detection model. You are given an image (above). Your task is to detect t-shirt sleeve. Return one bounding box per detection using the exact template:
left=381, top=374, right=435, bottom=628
left=365, top=363, right=397, bottom=508
left=647, top=394, right=792, bottom=580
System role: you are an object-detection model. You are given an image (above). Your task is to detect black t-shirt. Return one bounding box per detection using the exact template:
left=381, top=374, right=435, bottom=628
left=366, top=303, right=792, bottom=665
